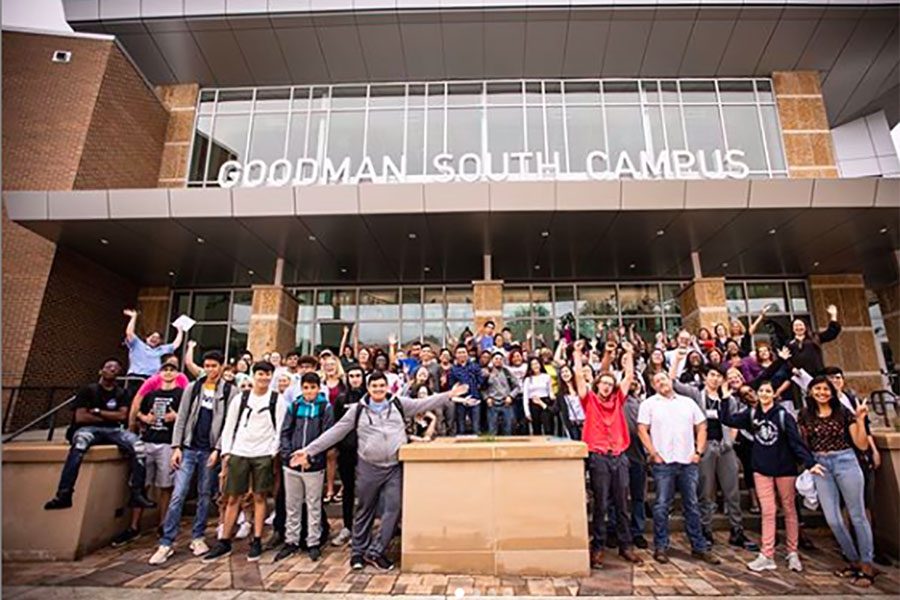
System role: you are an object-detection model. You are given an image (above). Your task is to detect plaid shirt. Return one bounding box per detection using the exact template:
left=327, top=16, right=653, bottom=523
left=449, top=360, right=484, bottom=400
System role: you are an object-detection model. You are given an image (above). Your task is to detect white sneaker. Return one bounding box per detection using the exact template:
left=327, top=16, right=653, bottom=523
left=149, top=545, right=174, bottom=565
left=236, top=521, right=252, bottom=539
left=331, top=527, right=352, bottom=547
left=787, top=552, right=803, bottom=572
left=747, top=553, right=777, bottom=572
left=190, top=538, right=210, bottom=557
left=265, top=511, right=275, bottom=526
left=217, top=524, right=224, bottom=539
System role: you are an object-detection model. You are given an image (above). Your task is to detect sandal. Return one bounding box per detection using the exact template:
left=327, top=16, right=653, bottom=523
left=833, top=566, right=858, bottom=579
left=334, top=489, right=343, bottom=502
left=323, top=493, right=334, bottom=504
left=851, top=572, right=875, bottom=588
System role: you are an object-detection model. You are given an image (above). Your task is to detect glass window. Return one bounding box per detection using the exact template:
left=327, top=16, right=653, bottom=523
left=760, top=105, right=786, bottom=172
left=746, top=282, right=787, bottom=313
left=255, top=88, right=290, bottom=111
left=401, top=287, right=422, bottom=319
left=198, top=90, right=216, bottom=114
left=359, top=289, right=400, bottom=320
left=723, top=105, right=767, bottom=172
left=726, top=283, right=746, bottom=315
left=295, top=289, right=314, bottom=321
left=487, top=81, right=522, bottom=105
left=718, top=80, right=755, bottom=104
left=546, top=105, right=566, bottom=169
left=369, top=84, right=405, bottom=109
left=248, top=113, right=287, bottom=164
left=567, top=105, right=605, bottom=174
left=291, top=87, right=310, bottom=111
left=231, top=291, right=252, bottom=324
left=605, top=106, right=645, bottom=163
left=189, top=116, right=213, bottom=182
left=503, top=288, right=532, bottom=319
left=525, top=105, right=544, bottom=158
left=423, top=288, right=444, bottom=320
left=662, top=106, right=685, bottom=152
left=401, top=322, right=422, bottom=346
left=487, top=106, right=524, bottom=173
left=425, top=102, right=444, bottom=175
left=423, top=321, right=445, bottom=348
left=603, top=81, right=639, bottom=104
left=446, top=288, right=473, bottom=320
left=619, top=285, right=661, bottom=315
left=622, top=316, right=663, bottom=342
left=554, top=285, right=576, bottom=319
left=683, top=106, right=724, bottom=156
left=662, top=284, right=683, bottom=314
left=531, top=286, right=553, bottom=319
left=407, top=105, right=425, bottom=176
left=286, top=112, right=309, bottom=161
left=448, top=82, right=482, bottom=106
left=331, top=86, right=366, bottom=110
left=190, top=323, right=228, bottom=356
left=228, top=326, right=248, bottom=361
left=208, top=114, right=250, bottom=177
left=447, top=108, right=483, bottom=162
left=192, top=292, right=230, bottom=321
left=789, top=282, right=809, bottom=314
left=315, top=289, right=358, bottom=321
left=533, top=319, right=555, bottom=344
left=171, top=292, right=191, bottom=320
left=577, top=286, right=618, bottom=316
left=564, top=81, right=601, bottom=105
left=679, top=80, right=716, bottom=103
left=366, top=109, right=405, bottom=174
left=216, top=89, right=253, bottom=113
left=326, top=110, right=365, bottom=174
left=295, top=322, right=313, bottom=354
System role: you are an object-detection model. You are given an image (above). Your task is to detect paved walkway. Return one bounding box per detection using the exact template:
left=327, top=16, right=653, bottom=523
left=3, top=519, right=898, bottom=597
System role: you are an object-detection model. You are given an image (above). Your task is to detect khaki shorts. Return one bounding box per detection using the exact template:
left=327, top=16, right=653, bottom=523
left=144, top=442, right=174, bottom=488
left=223, top=455, right=274, bottom=496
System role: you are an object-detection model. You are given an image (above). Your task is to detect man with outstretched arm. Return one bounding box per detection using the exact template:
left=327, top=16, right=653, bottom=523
left=291, top=371, right=474, bottom=571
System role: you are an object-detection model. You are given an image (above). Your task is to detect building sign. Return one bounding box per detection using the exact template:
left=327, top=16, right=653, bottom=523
left=217, top=149, right=750, bottom=188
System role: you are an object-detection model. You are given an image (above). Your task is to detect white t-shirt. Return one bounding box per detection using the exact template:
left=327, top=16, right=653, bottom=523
left=637, top=392, right=706, bottom=464
left=220, top=390, right=286, bottom=458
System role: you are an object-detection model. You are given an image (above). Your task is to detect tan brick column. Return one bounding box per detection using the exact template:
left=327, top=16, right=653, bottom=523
left=247, top=285, right=298, bottom=359
left=136, top=287, right=171, bottom=339
left=473, top=280, right=504, bottom=332
left=679, top=277, right=729, bottom=333
left=155, top=83, right=199, bottom=188
left=875, top=283, right=899, bottom=370
left=808, top=274, right=882, bottom=396
left=772, top=71, right=839, bottom=179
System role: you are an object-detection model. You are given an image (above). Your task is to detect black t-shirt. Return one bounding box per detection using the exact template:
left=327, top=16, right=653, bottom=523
left=704, top=394, right=724, bottom=442
left=73, top=383, right=128, bottom=431
left=140, top=387, right=183, bottom=444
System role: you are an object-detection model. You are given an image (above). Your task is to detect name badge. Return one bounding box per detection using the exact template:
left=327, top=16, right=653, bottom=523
left=706, top=409, right=719, bottom=419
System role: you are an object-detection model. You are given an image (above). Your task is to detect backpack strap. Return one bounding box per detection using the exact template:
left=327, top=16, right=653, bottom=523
left=392, top=397, right=405, bottom=421
left=268, top=391, right=279, bottom=430
left=353, top=401, right=365, bottom=430
left=232, top=390, right=251, bottom=440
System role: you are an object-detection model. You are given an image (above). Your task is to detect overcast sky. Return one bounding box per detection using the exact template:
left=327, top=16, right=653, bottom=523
left=2, top=0, right=71, bottom=31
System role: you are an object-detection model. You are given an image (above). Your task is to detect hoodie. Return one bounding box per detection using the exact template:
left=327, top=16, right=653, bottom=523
left=280, top=393, right=333, bottom=472
left=720, top=400, right=816, bottom=477
left=301, top=391, right=454, bottom=467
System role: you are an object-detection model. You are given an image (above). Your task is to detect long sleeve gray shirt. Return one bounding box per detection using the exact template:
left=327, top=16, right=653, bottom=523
left=484, top=367, right=520, bottom=402
left=302, top=391, right=454, bottom=467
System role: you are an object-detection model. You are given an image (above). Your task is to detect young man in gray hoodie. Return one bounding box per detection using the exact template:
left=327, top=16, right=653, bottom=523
left=292, top=370, right=473, bottom=571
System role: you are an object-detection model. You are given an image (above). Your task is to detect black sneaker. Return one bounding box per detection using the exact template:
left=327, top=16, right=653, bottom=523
left=308, top=545, right=321, bottom=561
left=264, top=531, right=285, bottom=551
left=274, top=543, right=299, bottom=562
left=248, top=537, right=262, bottom=562
left=44, top=495, right=72, bottom=510
left=729, top=528, right=759, bottom=552
left=203, top=540, right=233, bottom=563
left=702, top=528, right=714, bottom=544
left=350, top=554, right=365, bottom=570
left=799, top=534, right=816, bottom=551
left=691, top=550, right=721, bottom=565
left=129, top=492, right=157, bottom=510
left=633, top=535, right=649, bottom=550
left=605, top=534, right=618, bottom=549
left=111, top=527, right=140, bottom=548
left=365, top=553, right=394, bottom=571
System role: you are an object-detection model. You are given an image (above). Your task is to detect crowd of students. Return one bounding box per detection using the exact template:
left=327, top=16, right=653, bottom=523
left=41, top=304, right=885, bottom=587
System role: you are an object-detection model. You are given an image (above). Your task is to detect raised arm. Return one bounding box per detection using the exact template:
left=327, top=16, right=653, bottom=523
left=819, top=304, right=841, bottom=343
left=553, top=338, right=567, bottom=366
left=399, top=390, right=457, bottom=415
left=748, top=307, right=767, bottom=336
left=170, top=326, right=184, bottom=350
left=668, top=348, right=686, bottom=380
left=572, top=340, right=588, bottom=399
left=388, top=333, right=398, bottom=366
left=599, top=340, right=616, bottom=374
left=184, top=340, right=203, bottom=378
left=618, top=341, right=635, bottom=395
left=718, top=394, right=752, bottom=430
left=671, top=377, right=701, bottom=403
left=339, top=325, right=351, bottom=358
left=124, top=308, right=138, bottom=344
left=301, top=405, right=358, bottom=458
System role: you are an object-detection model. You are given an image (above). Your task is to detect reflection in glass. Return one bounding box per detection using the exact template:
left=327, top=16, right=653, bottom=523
left=228, top=326, right=248, bottom=361
left=577, top=286, right=618, bottom=315
left=447, top=108, right=483, bottom=162
left=503, top=288, right=532, bottom=319
left=189, top=116, right=212, bottom=181
left=295, top=290, right=314, bottom=321
left=193, top=292, right=230, bottom=321
left=488, top=107, right=524, bottom=172
left=446, top=288, right=473, bottom=320
left=423, top=288, right=444, bottom=320
left=208, top=114, right=250, bottom=178
left=402, top=288, right=422, bottom=319
left=359, top=289, right=400, bottom=320
left=231, top=291, right=252, bottom=324
left=619, top=285, right=661, bottom=315
left=726, top=283, right=747, bottom=315
left=248, top=113, right=287, bottom=164
left=190, top=324, right=228, bottom=357
left=723, top=106, right=767, bottom=171
left=684, top=106, right=724, bottom=156
left=606, top=106, right=644, bottom=162
left=746, top=282, right=786, bottom=313
left=789, top=282, right=809, bottom=314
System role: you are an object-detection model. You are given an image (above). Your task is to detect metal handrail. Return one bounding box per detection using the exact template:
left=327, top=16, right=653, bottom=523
left=869, top=388, right=899, bottom=429
left=2, top=375, right=150, bottom=444
left=2, top=392, right=78, bottom=443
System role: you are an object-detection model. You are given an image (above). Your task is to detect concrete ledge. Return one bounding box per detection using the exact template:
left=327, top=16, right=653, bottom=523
left=399, top=436, right=587, bottom=461
left=872, top=432, right=900, bottom=558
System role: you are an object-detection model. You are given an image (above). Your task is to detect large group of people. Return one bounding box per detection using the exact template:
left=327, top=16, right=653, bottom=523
left=41, top=303, right=885, bottom=587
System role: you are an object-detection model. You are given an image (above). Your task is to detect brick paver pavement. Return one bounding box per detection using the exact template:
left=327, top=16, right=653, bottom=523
left=3, top=518, right=898, bottom=597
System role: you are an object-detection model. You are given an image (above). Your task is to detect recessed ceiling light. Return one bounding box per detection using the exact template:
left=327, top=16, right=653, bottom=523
left=408, top=232, right=417, bottom=240
left=629, top=263, right=636, bottom=269
left=540, top=231, right=550, bottom=238
left=99, top=238, right=109, bottom=245
left=533, top=264, right=541, bottom=271
left=813, top=261, right=820, bottom=267
left=879, top=227, right=888, bottom=234
left=340, top=267, right=347, bottom=274
left=196, top=236, right=205, bottom=244
left=768, top=228, right=776, bottom=235
left=656, top=229, right=665, bottom=236
left=424, top=266, right=431, bottom=272
left=307, top=235, right=317, bottom=241
left=167, top=270, right=175, bottom=277
left=248, top=269, right=254, bottom=276
left=722, top=262, right=729, bottom=268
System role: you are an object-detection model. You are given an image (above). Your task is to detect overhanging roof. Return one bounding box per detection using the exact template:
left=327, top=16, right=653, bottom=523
left=61, top=2, right=900, bottom=127
left=5, top=178, right=899, bottom=288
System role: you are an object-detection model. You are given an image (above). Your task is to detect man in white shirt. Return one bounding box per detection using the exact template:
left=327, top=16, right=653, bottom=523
left=637, top=370, right=720, bottom=566
left=203, top=361, right=286, bottom=563
left=664, top=329, right=702, bottom=377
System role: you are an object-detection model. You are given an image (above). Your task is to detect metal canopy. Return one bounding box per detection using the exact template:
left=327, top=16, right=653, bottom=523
left=9, top=206, right=899, bottom=289
left=62, top=3, right=900, bottom=126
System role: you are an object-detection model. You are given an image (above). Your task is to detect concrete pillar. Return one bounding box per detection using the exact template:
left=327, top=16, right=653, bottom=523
left=808, top=274, right=883, bottom=396
left=472, top=280, right=504, bottom=332
left=678, top=277, right=729, bottom=333
left=772, top=71, right=839, bottom=179
left=155, top=83, right=200, bottom=188
left=136, top=287, right=171, bottom=339
left=875, top=282, right=900, bottom=370
left=247, top=285, right=298, bottom=359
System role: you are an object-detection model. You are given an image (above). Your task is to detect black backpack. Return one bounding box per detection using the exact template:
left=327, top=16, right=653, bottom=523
left=231, top=389, right=279, bottom=439
left=353, top=396, right=405, bottom=430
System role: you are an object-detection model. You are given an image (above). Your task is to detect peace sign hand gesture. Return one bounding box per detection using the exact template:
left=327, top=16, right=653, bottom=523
left=854, top=397, right=869, bottom=421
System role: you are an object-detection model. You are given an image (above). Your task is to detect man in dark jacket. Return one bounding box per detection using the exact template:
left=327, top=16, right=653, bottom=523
left=275, top=372, right=334, bottom=562
left=331, top=366, right=366, bottom=547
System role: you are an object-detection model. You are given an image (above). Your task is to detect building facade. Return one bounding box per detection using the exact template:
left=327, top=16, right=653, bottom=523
left=2, top=1, right=899, bottom=429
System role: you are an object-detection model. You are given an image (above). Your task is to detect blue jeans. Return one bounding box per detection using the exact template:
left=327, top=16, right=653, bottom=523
left=814, top=449, right=874, bottom=564
left=160, top=448, right=213, bottom=546
left=57, top=426, right=145, bottom=495
left=487, top=404, right=514, bottom=435
left=651, top=462, right=708, bottom=552
left=607, top=459, right=647, bottom=539
left=455, top=402, right=481, bottom=435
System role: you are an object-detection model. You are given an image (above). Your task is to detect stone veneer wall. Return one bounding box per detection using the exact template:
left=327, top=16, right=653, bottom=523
left=772, top=71, right=839, bottom=179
